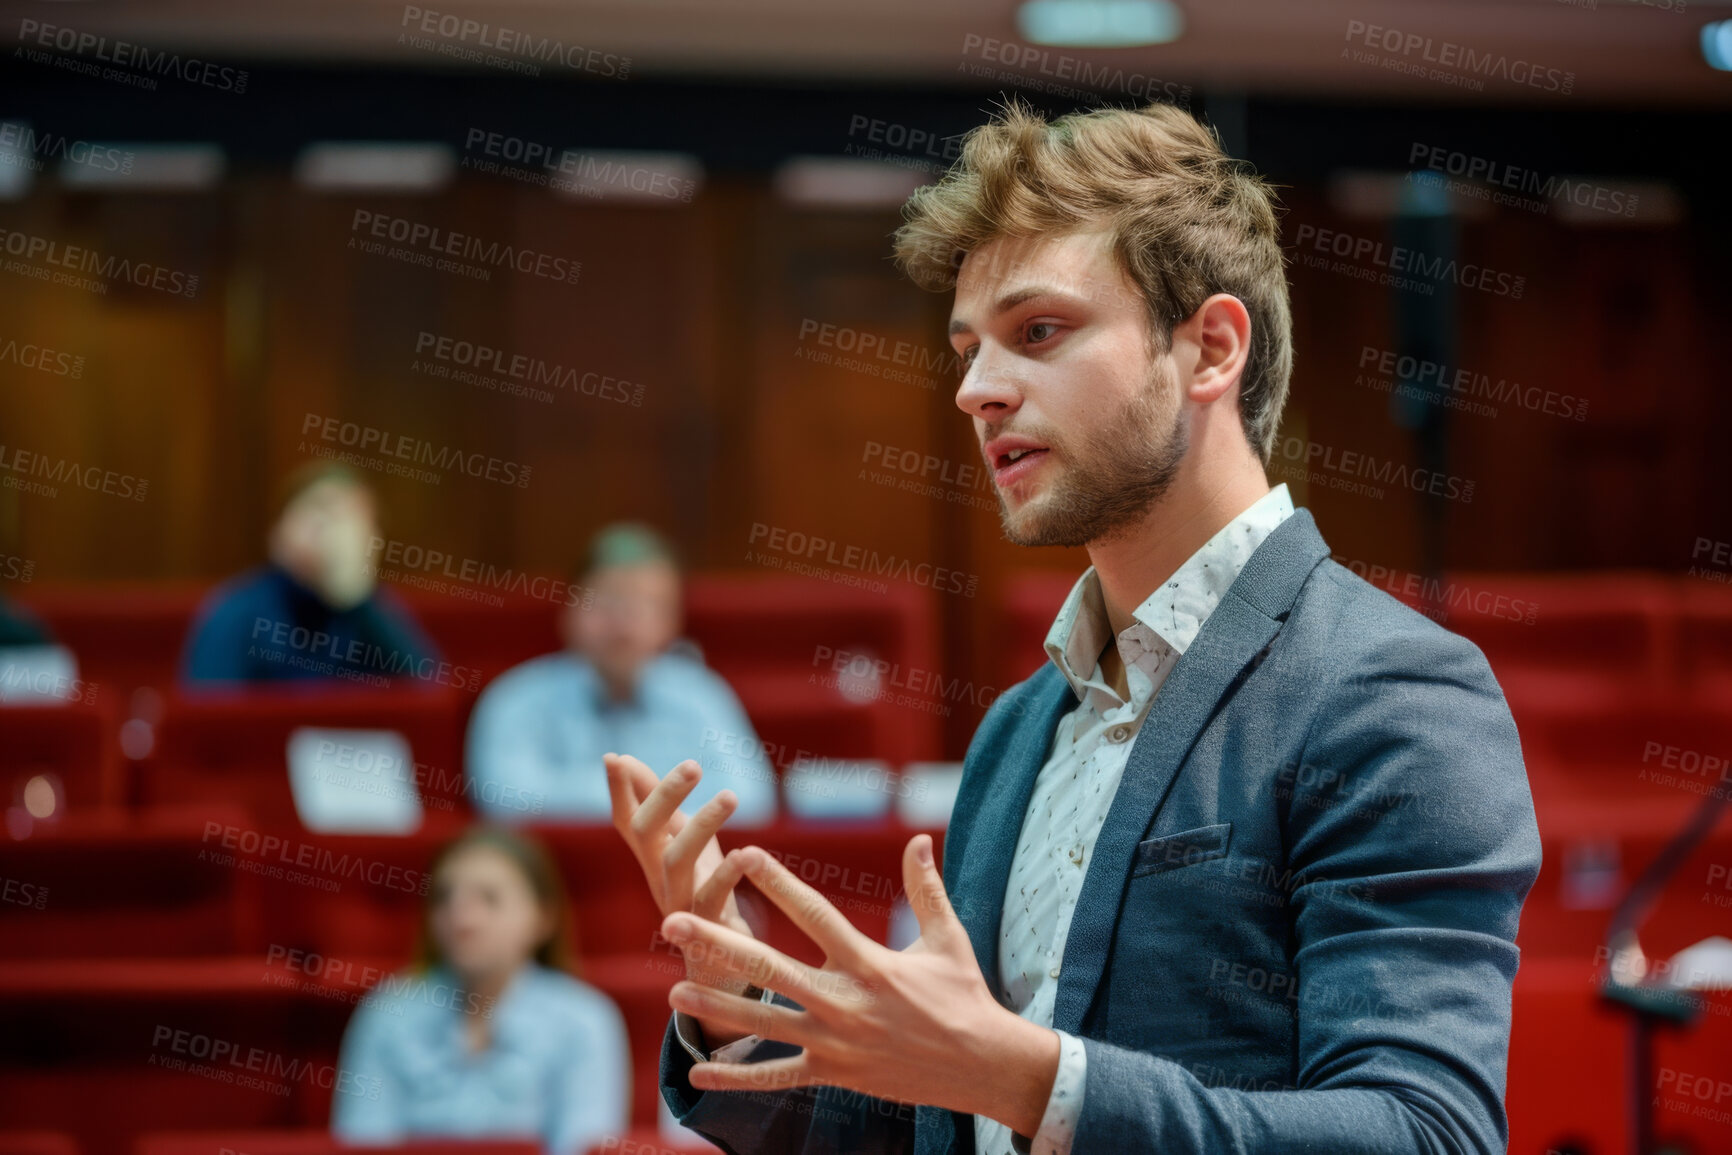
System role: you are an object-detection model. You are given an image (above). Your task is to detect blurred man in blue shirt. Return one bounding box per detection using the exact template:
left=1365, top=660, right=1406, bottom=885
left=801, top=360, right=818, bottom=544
left=180, top=462, right=442, bottom=688
left=465, top=523, right=777, bottom=824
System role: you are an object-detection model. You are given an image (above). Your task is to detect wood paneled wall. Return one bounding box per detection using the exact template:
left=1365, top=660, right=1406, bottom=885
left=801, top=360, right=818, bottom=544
left=2, top=167, right=1726, bottom=755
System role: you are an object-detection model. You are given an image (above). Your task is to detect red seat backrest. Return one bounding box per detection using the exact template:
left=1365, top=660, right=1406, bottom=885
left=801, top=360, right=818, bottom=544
left=143, top=689, right=467, bottom=823
left=0, top=698, right=121, bottom=815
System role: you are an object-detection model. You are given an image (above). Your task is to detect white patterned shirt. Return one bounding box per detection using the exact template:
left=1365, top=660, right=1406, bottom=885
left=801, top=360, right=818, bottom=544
left=974, top=483, right=1294, bottom=1155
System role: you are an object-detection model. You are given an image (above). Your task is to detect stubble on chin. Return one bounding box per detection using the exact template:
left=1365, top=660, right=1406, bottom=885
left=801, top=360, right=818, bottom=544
left=996, top=394, right=1187, bottom=550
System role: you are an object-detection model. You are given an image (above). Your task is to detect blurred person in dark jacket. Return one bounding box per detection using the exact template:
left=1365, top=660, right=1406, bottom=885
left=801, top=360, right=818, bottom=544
left=180, top=461, right=441, bottom=688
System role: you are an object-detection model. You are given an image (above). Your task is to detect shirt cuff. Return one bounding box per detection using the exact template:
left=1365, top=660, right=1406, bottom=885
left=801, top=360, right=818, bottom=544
left=672, top=985, right=777, bottom=1065
left=1011, top=1029, right=1086, bottom=1155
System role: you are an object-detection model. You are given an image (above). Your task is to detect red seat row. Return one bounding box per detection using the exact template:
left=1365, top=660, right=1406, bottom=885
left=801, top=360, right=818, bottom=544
left=0, top=805, right=929, bottom=961
left=0, top=953, right=705, bottom=1147
left=0, top=1130, right=705, bottom=1155
left=5, top=958, right=1726, bottom=1155
left=5, top=577, right=942, bottom=827
left=0, top=805, right=931, bottom=1151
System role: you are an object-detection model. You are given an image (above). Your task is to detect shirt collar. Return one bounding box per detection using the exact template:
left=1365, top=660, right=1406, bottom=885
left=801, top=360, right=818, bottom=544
left=425, top=962, right=540, bottom=1052
left=1043, top=484, right=1295, bottom=704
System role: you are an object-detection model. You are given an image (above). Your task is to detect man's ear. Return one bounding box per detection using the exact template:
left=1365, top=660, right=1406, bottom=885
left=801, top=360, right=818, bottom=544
left=1184, top=293, right=1252, bottom=407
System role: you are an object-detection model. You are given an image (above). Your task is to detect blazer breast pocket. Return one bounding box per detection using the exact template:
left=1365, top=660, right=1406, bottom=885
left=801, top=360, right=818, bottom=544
left=1131, top=822, right=1233, bottom=878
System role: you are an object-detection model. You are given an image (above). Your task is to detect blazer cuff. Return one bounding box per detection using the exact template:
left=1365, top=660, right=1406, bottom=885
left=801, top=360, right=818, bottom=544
left=1012, top=1029, right=1087, bottom=1155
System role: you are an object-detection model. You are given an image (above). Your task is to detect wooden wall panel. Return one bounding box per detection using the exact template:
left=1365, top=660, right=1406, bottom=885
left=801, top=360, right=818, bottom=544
left=3, top=169, right=1729, bottom=757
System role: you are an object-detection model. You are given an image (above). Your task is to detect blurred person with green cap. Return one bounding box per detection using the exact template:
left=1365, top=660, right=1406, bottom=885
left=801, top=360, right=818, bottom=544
left=465, top=522, right=777, bottom=825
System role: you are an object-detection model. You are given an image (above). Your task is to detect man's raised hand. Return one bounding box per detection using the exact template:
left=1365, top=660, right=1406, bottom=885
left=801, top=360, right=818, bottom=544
left=659, top=832, right=1059, bottom=1137
left=605, top=751, right=759, bottom=1045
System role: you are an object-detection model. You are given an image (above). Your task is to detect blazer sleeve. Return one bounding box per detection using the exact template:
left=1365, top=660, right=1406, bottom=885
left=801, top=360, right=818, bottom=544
left=1072, top=622, right=1543, bottom=1154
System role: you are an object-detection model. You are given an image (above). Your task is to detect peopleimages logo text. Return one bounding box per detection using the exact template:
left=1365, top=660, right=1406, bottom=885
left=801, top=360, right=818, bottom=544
left=349, top=211, right=581, bottom=285
left=0, top=226, right=199, bottom=298
left=0, top=121, right=132, bottom=174
left=1292, top=223, right=1524, bottom=299
left=398, top=6, right=630, bottom=77
left=299, top=414, right=531, bottom=489
left=747, top=523, right=979, bottom=597
left=1342, top=20, right=1574, bottom=94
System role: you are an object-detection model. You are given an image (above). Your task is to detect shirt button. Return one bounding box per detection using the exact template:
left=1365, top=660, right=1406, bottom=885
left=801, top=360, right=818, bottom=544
left=1108, top=724, right=1132, bottom=743
left=1049, top=966, right=1061, bottom=979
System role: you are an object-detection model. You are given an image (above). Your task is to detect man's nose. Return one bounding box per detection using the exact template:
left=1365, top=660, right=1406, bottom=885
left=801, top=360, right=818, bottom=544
left=954, top=350, right=1022, bottom=418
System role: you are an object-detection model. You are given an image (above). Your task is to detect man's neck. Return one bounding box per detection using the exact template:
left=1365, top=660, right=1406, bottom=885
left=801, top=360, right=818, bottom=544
left=1086, top=450, right=1273, bottom=639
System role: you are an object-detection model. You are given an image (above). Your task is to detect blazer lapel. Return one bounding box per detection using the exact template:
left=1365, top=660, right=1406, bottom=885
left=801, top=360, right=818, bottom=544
left=920, top=665, right=1074, bottom=1155
left=949, top=664, right=1077, bottom=998
left=1050, top=509, right=1332, bottom=1035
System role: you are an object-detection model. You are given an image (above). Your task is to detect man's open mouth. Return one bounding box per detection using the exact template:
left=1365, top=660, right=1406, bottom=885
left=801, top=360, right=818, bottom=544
left=991, top=446, right=1050, bottom=485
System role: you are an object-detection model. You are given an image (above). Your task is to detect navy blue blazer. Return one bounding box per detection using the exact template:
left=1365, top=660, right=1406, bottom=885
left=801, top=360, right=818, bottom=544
left=659, top=507, right=1542, bottom=1154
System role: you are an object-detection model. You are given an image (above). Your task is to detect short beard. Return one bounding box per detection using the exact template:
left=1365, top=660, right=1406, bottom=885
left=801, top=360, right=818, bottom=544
left=998, top=375, right=1187, bottom=549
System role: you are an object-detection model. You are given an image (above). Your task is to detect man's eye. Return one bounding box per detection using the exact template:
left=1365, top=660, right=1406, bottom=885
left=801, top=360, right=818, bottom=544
left=1025, top=322, right=1056, bottom=344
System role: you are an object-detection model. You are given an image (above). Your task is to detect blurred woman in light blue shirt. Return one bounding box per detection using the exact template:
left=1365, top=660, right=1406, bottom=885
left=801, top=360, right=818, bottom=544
left=333, top=827, right=631, bottom=1155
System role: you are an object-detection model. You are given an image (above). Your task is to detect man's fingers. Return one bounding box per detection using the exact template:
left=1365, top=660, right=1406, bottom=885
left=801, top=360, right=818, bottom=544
left=669, top=981, right=813, bottom=1050
left=604, top=753, right=641, bottom=836
left=664, top=910, right=863, bottom=1012
left=688, top=1055, right=815, bottom=1096
left=629, top=758, right=703, bottom=841
left=606, top=751, right=689, bottom=834
left=900, top=833, right=960, bottom=947
left=733, top=846, right=871, bottom=971
left=692, top=846, right=748, bottom=923
left=663, top=788, right=737, bottom=905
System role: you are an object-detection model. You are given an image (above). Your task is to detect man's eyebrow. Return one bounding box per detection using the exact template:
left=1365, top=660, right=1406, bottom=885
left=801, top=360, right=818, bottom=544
left=948, top=286, right=1079, bottom=337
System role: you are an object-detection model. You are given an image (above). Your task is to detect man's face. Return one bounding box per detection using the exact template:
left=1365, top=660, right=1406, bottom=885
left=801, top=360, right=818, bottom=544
left=268, top=477, right=379, bottom=601
left=563, top=560, right=682, bottom=690
left=948, top=229, right=1186, bottom=549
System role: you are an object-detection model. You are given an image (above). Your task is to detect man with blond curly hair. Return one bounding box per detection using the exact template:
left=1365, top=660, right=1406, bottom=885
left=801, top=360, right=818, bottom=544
left=610, top=98, right=1540, bottom=1155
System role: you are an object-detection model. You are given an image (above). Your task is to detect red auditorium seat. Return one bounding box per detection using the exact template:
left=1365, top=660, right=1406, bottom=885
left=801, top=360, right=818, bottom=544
left=0, top=697, right=122, bottom=817
left=583, top=1129, right=718, bottom=1155
left=1438, top=571, right=1675, bottom=710
left=683, top=576, right=941, bottom=767
left=141, top=688, right=468, bottom=823
left=1516, top=793, right=1732, bottom=958
left=135, top=1133, right=541, bottom=1155
left=0, top=1134, right=79, bottom=1155
left=13, top=584, right=207, bottom=715
left=1678, top=578, right=1732, bottom=707
left=0, top=958, right=355, bottom=1154
left=397, top=594, right=561, bottom=692
left=1518, top=700, right=1731, bottom=800
left=998, top=572, right=1074, bottom=685
left=0, top=805, right=260, bottom=959
left=0, top=952, right=703, bottom=1150
left=134, top=1132, right=715, bottom=1155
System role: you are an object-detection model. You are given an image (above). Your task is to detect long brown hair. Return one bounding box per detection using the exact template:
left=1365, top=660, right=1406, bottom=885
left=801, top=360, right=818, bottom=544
left=412, top=826, right=581, bottom=978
